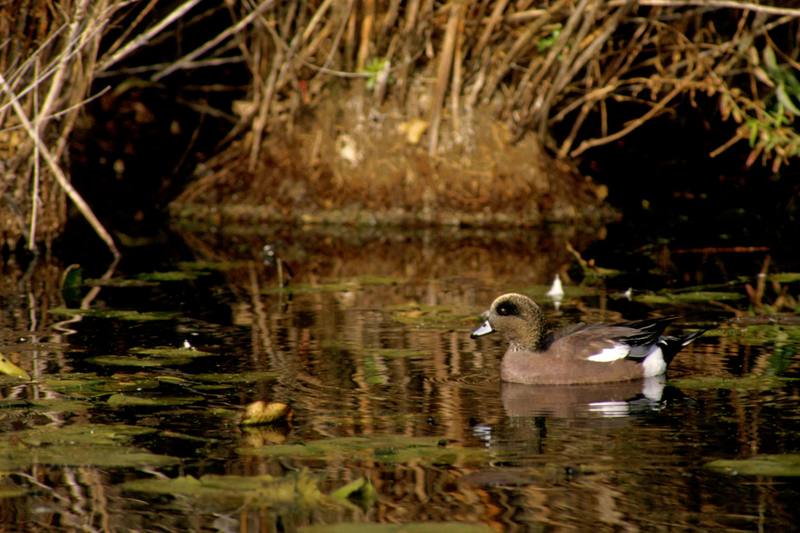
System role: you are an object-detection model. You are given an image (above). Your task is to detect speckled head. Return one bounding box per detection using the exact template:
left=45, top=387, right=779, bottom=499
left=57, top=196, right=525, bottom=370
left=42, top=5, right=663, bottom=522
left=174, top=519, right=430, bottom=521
left=471, top=293, right=545, bottom=351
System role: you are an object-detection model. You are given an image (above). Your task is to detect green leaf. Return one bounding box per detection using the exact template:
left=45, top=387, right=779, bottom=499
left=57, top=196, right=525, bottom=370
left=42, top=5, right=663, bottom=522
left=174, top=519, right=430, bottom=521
left=776, top=82, right=800, bottom=115
left=537, top=26, right=562, bottom=52
left=763, top=45, right=778, bottom=73
left=747, top=119, right=759, bottom=146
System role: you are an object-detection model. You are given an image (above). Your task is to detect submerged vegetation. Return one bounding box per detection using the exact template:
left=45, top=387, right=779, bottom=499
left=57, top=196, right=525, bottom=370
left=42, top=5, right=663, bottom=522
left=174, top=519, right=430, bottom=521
left=2, top=2, right=800, bottom=249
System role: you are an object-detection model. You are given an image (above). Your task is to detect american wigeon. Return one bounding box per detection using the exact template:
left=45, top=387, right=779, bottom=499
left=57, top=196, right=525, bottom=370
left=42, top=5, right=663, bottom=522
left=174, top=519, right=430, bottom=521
left=471, top=293, right=705, bottom=385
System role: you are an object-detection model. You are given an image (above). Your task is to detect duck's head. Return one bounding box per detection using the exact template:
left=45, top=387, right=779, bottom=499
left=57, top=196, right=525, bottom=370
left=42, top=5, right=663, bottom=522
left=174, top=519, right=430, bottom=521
left=471, top=293, right=545, bottom=351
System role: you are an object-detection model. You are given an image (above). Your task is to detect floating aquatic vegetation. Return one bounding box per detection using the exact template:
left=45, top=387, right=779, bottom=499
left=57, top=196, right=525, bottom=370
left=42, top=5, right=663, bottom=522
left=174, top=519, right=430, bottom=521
left=106, top=393, right=204, bottom=407
left=636, top=291, right=744, bottom=304
left=89, top=355, right=190, bottom=368
left=368, top=348, right=427, bottom=359
left=131, top=346, right=214, bottom=358
left=389, top=303, right=475, bottom=329
left=136, top=271, right=208, bottom=282
left=84, top=278, right=159, bottom=287
left=121, top=469, right=325, bottom=510
left=263, top=282, right=354, bottom=295
left=706, top=454, right=800, bottom=477
left=49, top=307, right=179, bottom=321
left=352, top=275, right=404, bottom=286
left=238, top=435, right=488, bottom=466
left=192, top=371, right=277, bottom=384
left=670, top=374, right=799, bottom=391
left=89, top=346, right=216, bottom=368
left=262, top=275, right=403, bottom=296
left=178, top=260, right=252, bottom=271
left=43, top=373, right=110, bottom=395
left=0, top=423, right=176, bottom=469
left=0, top=398, right=90, bottom=414
left=299, top=523, right=494, bottom=533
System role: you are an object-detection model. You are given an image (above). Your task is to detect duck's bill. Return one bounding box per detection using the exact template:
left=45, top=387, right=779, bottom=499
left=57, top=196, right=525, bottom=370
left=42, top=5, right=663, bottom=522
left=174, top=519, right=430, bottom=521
left=470, top=320, right=495, bottom=338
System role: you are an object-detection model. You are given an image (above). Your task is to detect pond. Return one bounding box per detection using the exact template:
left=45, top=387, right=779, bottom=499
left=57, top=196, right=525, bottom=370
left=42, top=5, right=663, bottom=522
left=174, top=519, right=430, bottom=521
left=0, top=221, right=799, bottom=531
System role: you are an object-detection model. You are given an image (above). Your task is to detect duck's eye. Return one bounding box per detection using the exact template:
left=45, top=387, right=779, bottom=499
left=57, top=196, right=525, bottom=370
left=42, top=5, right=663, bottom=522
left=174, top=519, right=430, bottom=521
left=496, top=301, right=519, bottom=316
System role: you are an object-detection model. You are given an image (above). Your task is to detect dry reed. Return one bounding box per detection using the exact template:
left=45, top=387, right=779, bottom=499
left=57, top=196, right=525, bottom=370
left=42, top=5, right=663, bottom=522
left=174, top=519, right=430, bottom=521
left=215, top=0, right=800, bottom=168
left=3, top=1, right=800, bottom=245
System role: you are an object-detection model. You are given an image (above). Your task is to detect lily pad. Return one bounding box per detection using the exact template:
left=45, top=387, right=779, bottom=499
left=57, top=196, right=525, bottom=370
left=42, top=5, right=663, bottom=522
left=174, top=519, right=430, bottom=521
left=636, top=291, right=743, bottom=304
left=723, top=324, right=800, bottom=343
left=706, top=454, right=800, bottom=477
left=131, top=346, right=214, bottom=358
left=670, top=375, right=799, bottom=391
left=238, top=435, right=488, bottom=465
left=136, top=271, right=207, bottom=282
left=368, top=348, right=427, bottom=359
left=42, top=373, right=168, bottom=398
left=389, top=303, right=474, bottom=329
left=90, top=346, right=215, bottom=369
left=106, top=393, right=204, bottom=407
left=122, top=469, right=324, bottom=509
left=0, top=398, right=90, bottom=414
left=299, top=523, right=494, bottom=533
left=178, top=260, right=250, bottom=271
left=89, top=355, right=191, bottom=368
left=192, top=371, right=277, bottom=384
left=42, top=373, right=108, bottom=395
left=0, top=423, right=176, bottom=469
left=49, top=307, right=178, bottom=322
left=85, top=278, right=159, bottom=288
left=263, top=282, right=353, bottom=295
left=353, top=275, right=403, bottom=286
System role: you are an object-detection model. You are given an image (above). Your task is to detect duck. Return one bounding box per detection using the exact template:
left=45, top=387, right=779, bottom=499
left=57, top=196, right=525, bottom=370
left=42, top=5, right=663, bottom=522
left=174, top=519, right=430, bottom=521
left=471, top=293, right=705, bottom=385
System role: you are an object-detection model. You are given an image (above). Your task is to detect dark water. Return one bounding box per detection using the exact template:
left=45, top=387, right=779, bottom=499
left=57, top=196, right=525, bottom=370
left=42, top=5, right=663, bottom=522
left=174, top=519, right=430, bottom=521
left=1, top=222, right=799, bottom=532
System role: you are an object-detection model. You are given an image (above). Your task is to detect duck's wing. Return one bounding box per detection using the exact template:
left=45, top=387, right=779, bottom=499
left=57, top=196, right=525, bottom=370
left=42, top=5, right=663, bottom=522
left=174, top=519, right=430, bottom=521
left=607, top=317, right=676, bottom=360
left=549, top=318, right=676, bottom=363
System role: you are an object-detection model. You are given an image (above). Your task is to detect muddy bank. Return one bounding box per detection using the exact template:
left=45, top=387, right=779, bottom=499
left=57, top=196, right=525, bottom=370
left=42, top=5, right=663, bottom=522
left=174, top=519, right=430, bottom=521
left=170, top=95, right=613, bottom=228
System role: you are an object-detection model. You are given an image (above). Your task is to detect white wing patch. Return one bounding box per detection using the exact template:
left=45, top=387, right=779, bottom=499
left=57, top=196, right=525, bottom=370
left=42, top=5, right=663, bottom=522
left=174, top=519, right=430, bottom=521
left=586, top=344, right=629, bottom=362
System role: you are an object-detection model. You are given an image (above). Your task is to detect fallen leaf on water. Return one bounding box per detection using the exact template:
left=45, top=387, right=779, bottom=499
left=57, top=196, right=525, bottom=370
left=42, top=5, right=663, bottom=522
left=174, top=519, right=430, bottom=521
left=240, top=401, right=293, bottom=426
left=0, top=353, right=30, bottom=381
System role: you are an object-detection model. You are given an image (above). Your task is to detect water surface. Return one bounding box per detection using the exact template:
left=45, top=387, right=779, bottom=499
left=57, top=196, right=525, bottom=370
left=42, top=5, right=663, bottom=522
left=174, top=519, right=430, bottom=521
left=1, top=224, right=798, bottom=531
